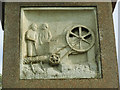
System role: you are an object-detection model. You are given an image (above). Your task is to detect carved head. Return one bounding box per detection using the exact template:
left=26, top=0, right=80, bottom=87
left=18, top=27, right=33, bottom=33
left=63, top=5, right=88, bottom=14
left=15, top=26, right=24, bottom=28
left=42, top=23, right=48, bottom=30
left=31, top=23, right=38, bottom=31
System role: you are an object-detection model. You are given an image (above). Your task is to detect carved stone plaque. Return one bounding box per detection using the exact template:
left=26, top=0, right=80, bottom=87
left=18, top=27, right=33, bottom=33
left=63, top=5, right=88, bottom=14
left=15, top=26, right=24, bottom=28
left=20, top=7, right=101, bottom=79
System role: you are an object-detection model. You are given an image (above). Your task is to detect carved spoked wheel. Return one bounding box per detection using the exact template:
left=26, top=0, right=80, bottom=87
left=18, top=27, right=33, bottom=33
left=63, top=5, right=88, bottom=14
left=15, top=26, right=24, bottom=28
left=49, top=53, right=60, bottom=66
left=66, top=25, right=95, bottom=53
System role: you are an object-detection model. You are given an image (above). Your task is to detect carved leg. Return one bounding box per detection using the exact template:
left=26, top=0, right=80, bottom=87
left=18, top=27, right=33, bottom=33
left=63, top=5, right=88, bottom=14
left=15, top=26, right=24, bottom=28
left=40, top=61, right=44, bottom=71
left=30, top=62, right=36, bottom=74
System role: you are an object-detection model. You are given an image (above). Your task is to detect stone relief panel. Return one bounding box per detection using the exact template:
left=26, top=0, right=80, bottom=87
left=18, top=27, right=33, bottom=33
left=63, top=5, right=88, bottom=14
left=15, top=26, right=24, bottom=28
left=20, top=7, right=101, bottom=79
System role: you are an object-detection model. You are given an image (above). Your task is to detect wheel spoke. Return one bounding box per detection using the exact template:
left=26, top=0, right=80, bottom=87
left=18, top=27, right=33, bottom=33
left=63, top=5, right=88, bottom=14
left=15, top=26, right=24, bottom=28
left=82, top=38, right=90, bottom=44
left=79, top=26, right=82, bottom=37
left=73, top=42, right=79, bottom=48
left=73, top=39, right=79, bottom=43
left=70, top=38, right=79, bottom=46
left=72, top=39, right=80, bottom=47
left=70, top=31, right=79, bottom=38
left=71, top=38, right=78, bottom=43
left=79, top=40, right=82, bottom=49
left=83, top=32, right=91, bottom=38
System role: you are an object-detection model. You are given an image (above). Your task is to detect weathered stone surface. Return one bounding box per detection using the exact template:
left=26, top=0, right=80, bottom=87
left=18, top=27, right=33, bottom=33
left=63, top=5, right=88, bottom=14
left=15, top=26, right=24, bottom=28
left=20, top=7, right=100, bottom=79
left=2, top=2, right=119, bottom=88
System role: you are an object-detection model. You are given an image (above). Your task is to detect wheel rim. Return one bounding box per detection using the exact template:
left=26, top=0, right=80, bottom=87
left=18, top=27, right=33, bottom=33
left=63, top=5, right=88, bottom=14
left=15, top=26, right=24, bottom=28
left=66, top=25, right=95, bottom=53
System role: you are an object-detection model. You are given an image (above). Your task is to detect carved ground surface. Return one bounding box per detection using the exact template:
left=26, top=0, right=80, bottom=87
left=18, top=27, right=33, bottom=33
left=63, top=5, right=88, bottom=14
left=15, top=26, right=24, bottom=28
left=21, top=64, right=97, bottom=79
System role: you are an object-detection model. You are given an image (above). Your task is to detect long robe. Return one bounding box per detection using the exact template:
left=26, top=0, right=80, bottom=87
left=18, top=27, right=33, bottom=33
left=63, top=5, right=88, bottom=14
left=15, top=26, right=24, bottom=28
left=38, top=29, right=52, bottom=55
left=26, top=29, right=38, bottom=57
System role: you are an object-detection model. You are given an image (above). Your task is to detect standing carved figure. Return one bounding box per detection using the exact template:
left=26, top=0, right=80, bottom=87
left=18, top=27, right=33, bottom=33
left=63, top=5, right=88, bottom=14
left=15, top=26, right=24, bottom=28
left=39, top=23, right=52, bottom=45
left=26, top=23, right=38, bottom=57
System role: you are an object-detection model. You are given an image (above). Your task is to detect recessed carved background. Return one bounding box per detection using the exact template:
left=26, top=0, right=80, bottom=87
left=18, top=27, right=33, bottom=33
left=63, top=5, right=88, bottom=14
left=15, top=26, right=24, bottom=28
left=20, top=7, right=101, bottom=79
